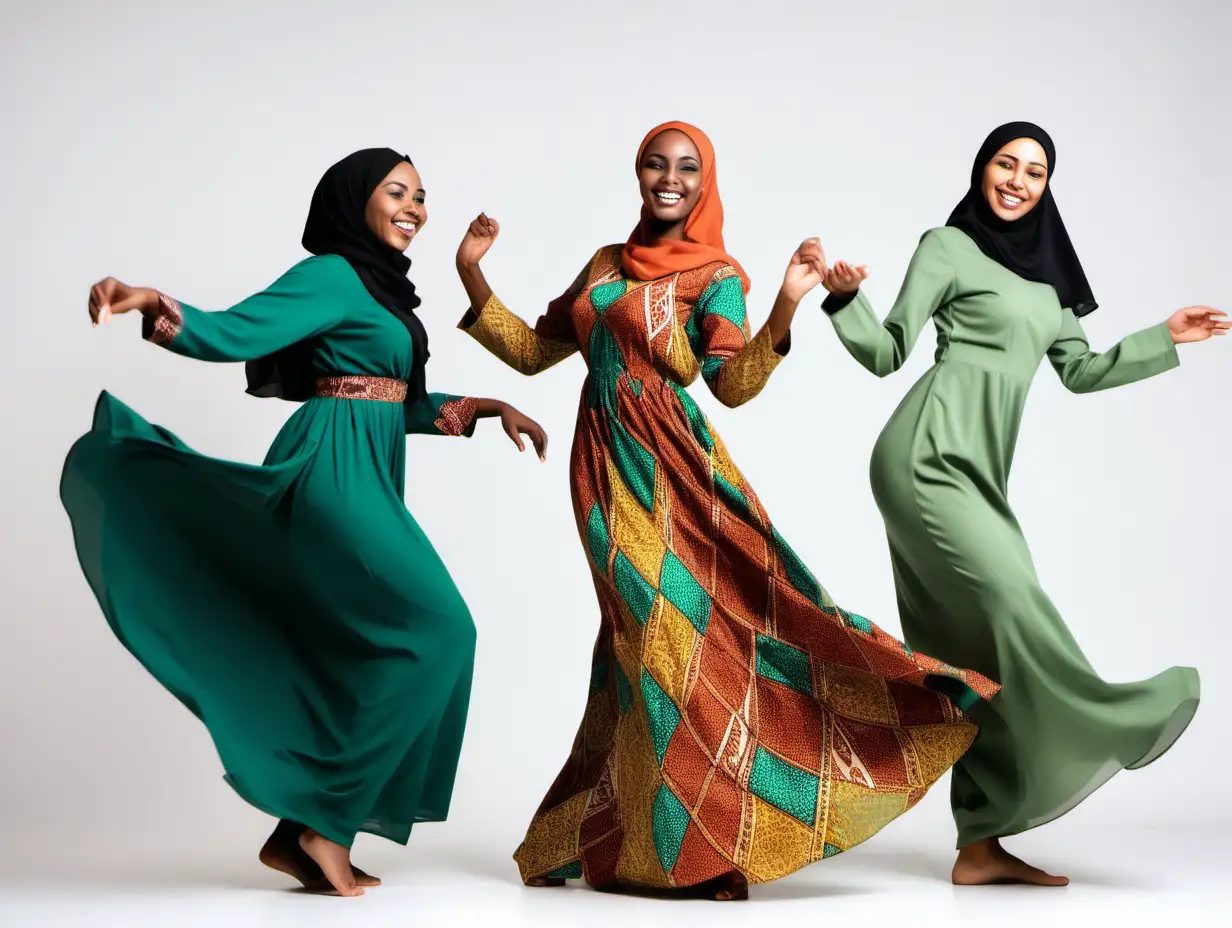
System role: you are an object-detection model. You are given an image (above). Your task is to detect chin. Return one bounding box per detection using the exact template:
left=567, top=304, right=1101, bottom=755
left=646, top=206, right=686, bottom=223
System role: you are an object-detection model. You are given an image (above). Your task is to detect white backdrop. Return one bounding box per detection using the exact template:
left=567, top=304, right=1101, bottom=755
left=1, top=0, right=1228, bottom=896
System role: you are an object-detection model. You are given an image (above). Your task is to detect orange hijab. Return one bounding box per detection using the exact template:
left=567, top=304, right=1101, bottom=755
left=621, top=121, right=751, bottom=294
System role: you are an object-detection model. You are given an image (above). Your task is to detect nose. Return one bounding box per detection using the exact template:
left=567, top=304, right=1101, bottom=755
left=1007, top=168, right=1026, bottom=190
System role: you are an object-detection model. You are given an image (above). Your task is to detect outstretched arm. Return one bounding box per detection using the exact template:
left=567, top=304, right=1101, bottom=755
left=1048, top=305, right=1226, bottom=393
left=455, top=213, right=579, bottom=376
left=88, top=257, right=347, bottom=362
left=820, top=229, right=953, bottom=377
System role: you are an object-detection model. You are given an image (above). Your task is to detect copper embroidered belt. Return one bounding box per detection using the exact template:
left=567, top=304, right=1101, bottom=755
left=314, top=376, right=408, bottom=403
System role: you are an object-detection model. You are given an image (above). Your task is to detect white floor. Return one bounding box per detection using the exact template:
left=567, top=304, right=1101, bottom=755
left=1, top=824, right=1227, bottom=928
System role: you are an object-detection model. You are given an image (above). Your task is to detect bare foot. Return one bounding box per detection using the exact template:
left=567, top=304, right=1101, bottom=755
left=298, top=829, right=365, bottom=897
left=682, top=872, right=748, bottom=901
left=710, top=873, right=749, bottom=901
left=259, top=821, right=381, bottom=890
left=952, top=838, right=1069, bottom=886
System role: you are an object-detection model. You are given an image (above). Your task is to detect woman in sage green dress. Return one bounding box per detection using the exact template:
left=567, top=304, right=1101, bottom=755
left=819, top=122, right=1223, bottom=885
left=61, top=148, right=547, bottom=897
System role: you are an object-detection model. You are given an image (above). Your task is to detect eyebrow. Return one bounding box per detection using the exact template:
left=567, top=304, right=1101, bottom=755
left=996, top=152, right=1048, bottom=170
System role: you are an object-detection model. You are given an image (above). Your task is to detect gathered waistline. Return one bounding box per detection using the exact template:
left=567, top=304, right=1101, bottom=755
left=314, top=376, right=408, bottom=404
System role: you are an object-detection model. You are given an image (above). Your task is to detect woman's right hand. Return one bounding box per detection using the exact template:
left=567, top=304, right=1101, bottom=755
left=89, top=278, right=157, bottom=326
left=456, top=213, right=500, bottom=269
left=822, top=260, right=870, bottom=296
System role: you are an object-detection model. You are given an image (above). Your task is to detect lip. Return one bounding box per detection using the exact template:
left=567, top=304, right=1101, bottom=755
left=392, top=219, right=418, bottom=238
left=996, top=188, right=1027, bottom=209
left=652, top=188, right=685, bottom=206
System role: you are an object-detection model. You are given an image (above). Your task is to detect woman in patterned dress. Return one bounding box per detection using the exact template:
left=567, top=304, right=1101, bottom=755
left=454, top=121, right=999, bottom=899
left=62, top=149, right=548, bottom=897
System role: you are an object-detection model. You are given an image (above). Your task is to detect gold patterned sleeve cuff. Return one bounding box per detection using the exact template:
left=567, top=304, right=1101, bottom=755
left=711, top=323, right=786, bottom=407
left=142, top=293, right=184, bottom=346
left=457, top=293, right=575, bottom=376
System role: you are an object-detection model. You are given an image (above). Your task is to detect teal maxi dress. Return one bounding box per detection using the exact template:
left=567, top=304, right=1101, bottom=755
left=824, top=226, right=1200, bottom=846
left=60, top=253, right=480, bottom=847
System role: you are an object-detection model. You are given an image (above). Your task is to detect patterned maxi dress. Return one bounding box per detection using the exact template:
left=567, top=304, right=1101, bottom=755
left=461, top=245, right=1000, bottom=889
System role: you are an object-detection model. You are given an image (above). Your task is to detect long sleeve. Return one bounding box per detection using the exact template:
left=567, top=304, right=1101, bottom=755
left=403, top=392, right=479, bottom=437
left=457, top=262, right=583, bottom=376
left=144, top=255, right=348, bottom=362
left=691, top=265, right=787, bottom=408
left=1047, top=310, right=1179, bottom=393
left=824, top=228, right=954, bottom=377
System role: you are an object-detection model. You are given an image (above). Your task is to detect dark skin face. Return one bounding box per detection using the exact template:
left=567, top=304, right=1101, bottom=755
left=364, top=161, right=427, bottom=251
left=637, top=129, right=703, bottom=241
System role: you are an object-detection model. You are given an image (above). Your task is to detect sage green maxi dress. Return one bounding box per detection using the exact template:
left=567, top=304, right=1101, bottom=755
left=825, top=226, right=1200, bottom=846
left=60, top=253, right=480, bottom=848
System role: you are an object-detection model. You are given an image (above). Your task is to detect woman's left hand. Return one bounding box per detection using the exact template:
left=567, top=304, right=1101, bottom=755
left=1166, top=306, right=1229, bottom=344
left=781, top=237, right=826, bottom=303
left=500, top=404, right=548, bottom=461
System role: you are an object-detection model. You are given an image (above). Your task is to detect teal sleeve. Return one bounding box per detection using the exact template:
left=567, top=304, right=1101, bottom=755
left=1047, top=311, right=1179, bottom=393
left=144, top=256, right=347, bottom=362
left=404, top=392, right=478, bottom=437
left=826, top=229, right=953, bottom=377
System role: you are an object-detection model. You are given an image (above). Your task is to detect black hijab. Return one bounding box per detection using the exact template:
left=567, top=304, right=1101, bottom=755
left=245, top=147, right=430, bottom=401
left=946, top=122, right=1097, bottom=316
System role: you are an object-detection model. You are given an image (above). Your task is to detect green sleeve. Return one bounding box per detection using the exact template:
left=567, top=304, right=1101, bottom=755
left=1047, top=310, right=1179, bottom=393
left=404, top=392, right=478, bottom=437
left=143, top=256, right=348, bottom=362
left=825, top=229, right=954, bottom=377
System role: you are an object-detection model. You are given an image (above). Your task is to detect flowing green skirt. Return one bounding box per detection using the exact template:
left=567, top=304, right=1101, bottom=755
left=60, top=391, right=476, bottom=847
left=870, top=362, right=1199, bottom=846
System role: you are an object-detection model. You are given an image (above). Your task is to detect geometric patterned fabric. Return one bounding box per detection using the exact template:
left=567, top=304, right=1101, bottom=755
left=461, top=245, right=999, bottom=889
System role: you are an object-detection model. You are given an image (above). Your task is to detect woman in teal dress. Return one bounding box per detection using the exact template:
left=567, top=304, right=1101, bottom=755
left=819, top=122, right=1224, bottom=885
left=61, top=148, right=547, bottom=897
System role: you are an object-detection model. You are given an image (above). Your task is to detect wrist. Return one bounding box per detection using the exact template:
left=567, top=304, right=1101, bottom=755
left=140, top=288, right=162, bottom=316
left=474, top=397, right=506, bottom=418
left=777, top=284, right=804, bottom=307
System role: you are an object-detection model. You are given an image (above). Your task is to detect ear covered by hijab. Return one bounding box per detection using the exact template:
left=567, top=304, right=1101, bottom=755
left=246, top=147, right=431, bottom=402
left=621, top=121, right=752, bottom=294
left=946, top=121, right=1097, bottom=316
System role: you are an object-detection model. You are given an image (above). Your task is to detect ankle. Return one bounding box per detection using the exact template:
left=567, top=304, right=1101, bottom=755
left=957, top=838, right=999, bottom=862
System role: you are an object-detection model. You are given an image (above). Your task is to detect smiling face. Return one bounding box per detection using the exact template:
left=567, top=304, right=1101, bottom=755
left=981, top=137, right=1049, bottom=221
left=637, top=129, right=703, bottom=236
left=364, top=161, right=427, bottom=251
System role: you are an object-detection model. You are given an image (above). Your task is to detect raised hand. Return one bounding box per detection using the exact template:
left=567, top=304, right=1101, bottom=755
left=781, top=237, right=826, bottom=303
left=499, top=403, right=549, bottom=461
left=822, top=260, right=870, bottom=296
left=456, top=213, right=500, bottom=269
left=1165, top=306, right=1229, bottom=344
left=89, top=277, right=157, bottom=326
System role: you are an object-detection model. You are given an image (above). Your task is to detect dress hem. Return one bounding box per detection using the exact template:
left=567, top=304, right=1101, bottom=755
left=955, top=668, right=1200, bottom=848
